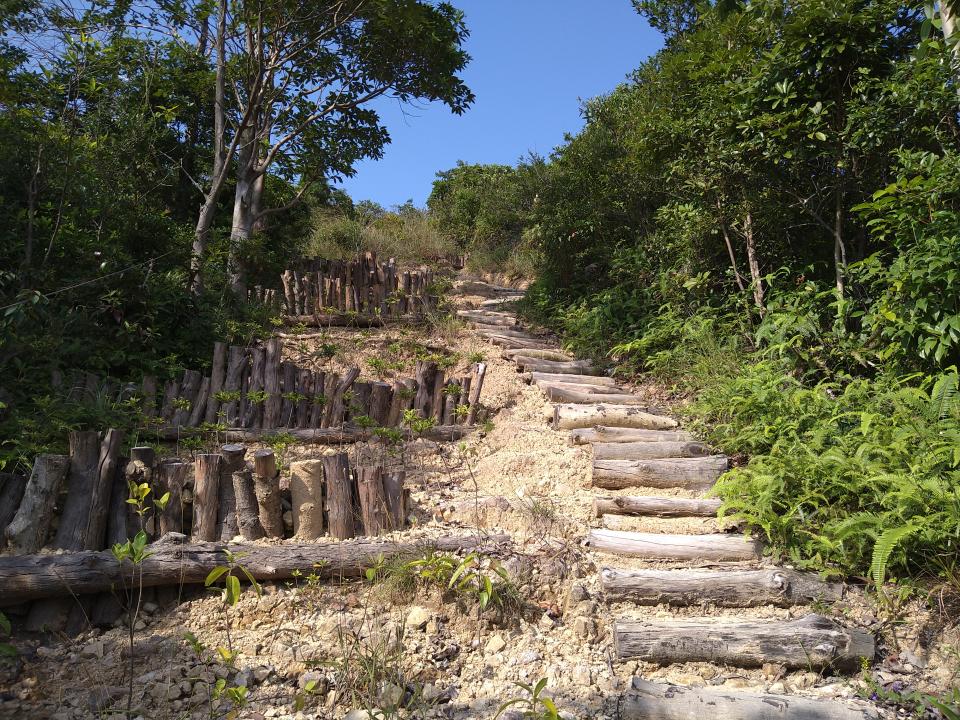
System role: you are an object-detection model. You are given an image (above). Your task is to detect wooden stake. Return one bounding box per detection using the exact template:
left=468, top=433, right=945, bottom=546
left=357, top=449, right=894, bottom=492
left=290, top=460, right=324, bottom=540
left=253, top=449, right=284, bottom=538
left=4, top=454, right=69, bottom=554
left=192, top=454, right=221, bottom=542
left=217, top=444, right=245, bottom=541
left=323, top=453, right=356, bottom=539
left=356, top=466, right=388, bottom=536
left=232, top=470, right=265, bottom=541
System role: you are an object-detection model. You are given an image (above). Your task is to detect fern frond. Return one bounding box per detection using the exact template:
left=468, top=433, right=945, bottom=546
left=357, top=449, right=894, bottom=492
left=931, top=370, right=959, bottom=421
left=870, top=524, right=918, bottom=586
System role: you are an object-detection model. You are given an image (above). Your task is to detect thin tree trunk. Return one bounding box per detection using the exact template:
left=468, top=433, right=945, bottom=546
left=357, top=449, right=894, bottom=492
left=190, top=0, right=229, bottom=294
left=718, top=207, right=745, bottom=292
left=941, top=1, right=960, bottom=102
left=833, top=182, right=847, bottom=299
left=743, top=210, right=764, bottom=314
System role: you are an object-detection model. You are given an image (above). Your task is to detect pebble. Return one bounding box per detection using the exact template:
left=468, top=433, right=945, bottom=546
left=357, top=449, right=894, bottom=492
left=572, top=617, right=594, bottom=640
left=406, top=606, right=433, bottom=630
left=519, top=650, right=541, bottom=665
left=484, top=635, right=506, bottom=654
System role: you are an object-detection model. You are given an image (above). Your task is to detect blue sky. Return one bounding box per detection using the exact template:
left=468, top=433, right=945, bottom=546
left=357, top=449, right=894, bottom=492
left=339, top=1, right=663, bottom=209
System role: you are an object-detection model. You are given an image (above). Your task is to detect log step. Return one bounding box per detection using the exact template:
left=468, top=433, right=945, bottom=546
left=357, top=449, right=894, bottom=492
left=526, top=372, right=618, bottom=387
left=542, top=385, right=647, bottom=405
left=592, top=441, right=713, bottom=460
left=486, top=335, right=555, bottom=350
left=503, top=348, right=572, bottom=362
left=457, top=310, right=517, bottom=326
left=620, top=678, right=879, bottom=720
left=570, top=427, right=693, bottom=445
left=613, top=614, right=874, bottom=670
left=554, top=404, right=675, bottom=430
left=600, top=567, right=843, bottom=607
left=587, top=528, right=762, bottom=562
left=513, top=357, right=598, bottom=374
left=593, top=495, right=722, bottom=518
left=592, top=456, right=728, bottom=491
left=477, top=327, right=545, bottom=341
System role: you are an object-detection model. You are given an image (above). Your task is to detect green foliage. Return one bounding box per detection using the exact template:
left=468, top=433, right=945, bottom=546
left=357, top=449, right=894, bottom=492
left=494, top=678, right=560, bottom=720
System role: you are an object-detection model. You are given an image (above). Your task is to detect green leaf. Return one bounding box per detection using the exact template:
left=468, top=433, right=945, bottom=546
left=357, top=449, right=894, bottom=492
left=205, top=566, right=229, bottom=586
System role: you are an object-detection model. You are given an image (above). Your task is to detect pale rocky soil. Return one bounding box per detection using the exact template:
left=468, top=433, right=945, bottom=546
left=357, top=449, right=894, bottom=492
left=1, top=280, right=958, bottom=719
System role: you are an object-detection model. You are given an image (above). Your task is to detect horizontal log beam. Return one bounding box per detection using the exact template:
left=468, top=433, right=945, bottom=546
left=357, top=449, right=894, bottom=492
left=0, top=533, right=509, bottom=604
left=155, top=425, right=473, bottom=444
left=514, top=357, right=597, bottom=374
left=592, top=495, right=722, bottom=518
left=526, top=372, right=617, bottom=387
left=619, top=678, right=879, bottom=720
left=592, top=456, right=728, bottom=491
left=593, top=441, right=713, bottom=460
left=503, top=349, right=572, bottom=362
left=600, top=567, right=843, bottom=607
left=554, top=405, right=675, bottom=430
left=613, top=614, right=874, bottom=670
left=588, top=529, right=762, bottom=561
left=569, top=427, right=693, bottom=445
left=542, top=385, right=646, bottom=405
left=282, top=314, right=386, bottom=328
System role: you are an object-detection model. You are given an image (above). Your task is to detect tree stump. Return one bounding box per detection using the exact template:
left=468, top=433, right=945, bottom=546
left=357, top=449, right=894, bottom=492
left=217, top=444, right=245, bottom=541
left=356, top=466, right=388, bottom=536
left=383, top=471, right=408, bottom=530
left=204, top=341, right=228, bottom=423
left=192, top=454, right=222, bottom=541
left=158, top=462, right=189, bottom=536
left=4, top=454, right=69, bottom=554
left=323, top=453, right=356, bottom=539
left=232, top=470, right=265, bottom=540
left=253, top=449, right=284, bottom=537
left=0, top=472, right=27, bottom=547
left=466, top=362, right=487, bottom=425
left=290, top=460, right=324, bottom=539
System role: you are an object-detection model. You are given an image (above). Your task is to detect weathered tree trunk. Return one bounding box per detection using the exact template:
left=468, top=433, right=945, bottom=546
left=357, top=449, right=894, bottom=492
left=587, top=529, right=762, bottom=562
left=476, top=327, right=541, bottom=341
left=383, top=471, right=407, bottom=530
left=192, top=454, right=222, bottom=542
left=289, top=460, right=324, bottom=539
left=613, top=614, right=873, bottom=670
left=592, top=456, right=728, bottom=491
left=593, top=495, right=721, bottom=518
left=413, top=361, right=438, bottom=419
left=141, top=375, right=158, bottom=418
left=188, top=376, right=211, bottom=427
left=323, top=367, right=360, bottom=428
left=171, top=370, right=202, bottom=428
left=263, top=338, right=282, bottom=429
left=323, top=453, right=356, bottom=540
left=466, top=362, right=487, bottom=425
left=369, top=382, right=393, bottom=426
left=217, top=444, right=244, bottom=541
left=502, top=348, right=570, bottom=362
left=554, top=405, right=676, bottom=431
left=570, top=427, right=693, bottom=445
left=485, top=335, right=553, bottom=351
left=204, top=342, right=228, bottom=423
left=618, top=677, right=879, bottom=720
left=541, top=386, right=645, bottom=405
left=280, top=361, right=298, bottom=426
left=220, top=346, right=248, bottom=425
left=356, top=466, right=388, bottom=537
left=158, top=462, right=189, bottom=536
left=295, top=368, right=313, bottom=428
left=457, top=310, right=517, bottom=326
left=253, top=449, right=284, bottom=538
left=125, top=445, right=156, bottom=538
left=4, top=454, right=69, bottom=554
left=242, top=347, right=266, bottom=429
left=527, top=372, right=617, bottom=387
left=309, top=372, right=326, bottom=427
left=513, top=357, right=596, bottom=375
left=0, top=472, right=27, bottom=546
left=600, top=567, right=843, bottom=607
left=0, top=533, right=509, bottom=603
left=232, top=470, right=265, bottom=540
left=51, top=431, right=100, bottom=550
left=592, top=441, right=712, bottom=460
